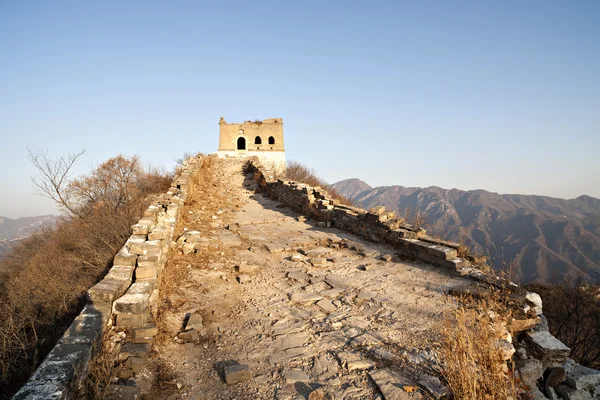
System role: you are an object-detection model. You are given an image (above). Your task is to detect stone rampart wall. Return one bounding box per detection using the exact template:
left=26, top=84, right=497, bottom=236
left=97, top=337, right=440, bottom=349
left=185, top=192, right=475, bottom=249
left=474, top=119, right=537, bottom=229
left=12, top=156, right=201, bottom=400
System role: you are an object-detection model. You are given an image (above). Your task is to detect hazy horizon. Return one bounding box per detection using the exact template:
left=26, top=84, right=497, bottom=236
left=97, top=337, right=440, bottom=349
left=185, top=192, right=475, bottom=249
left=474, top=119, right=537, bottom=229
left=1, top=1, right=599, bottom=218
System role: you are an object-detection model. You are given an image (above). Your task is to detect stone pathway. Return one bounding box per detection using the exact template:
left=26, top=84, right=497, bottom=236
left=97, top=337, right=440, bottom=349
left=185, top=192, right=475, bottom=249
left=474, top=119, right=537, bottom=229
left=136, top=157, right=469, bottom=399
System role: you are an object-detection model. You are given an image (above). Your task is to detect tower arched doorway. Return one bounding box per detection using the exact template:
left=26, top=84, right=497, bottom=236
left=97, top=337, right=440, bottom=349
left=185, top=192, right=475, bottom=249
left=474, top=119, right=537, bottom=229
left=237, top=137, right=246, bottom=150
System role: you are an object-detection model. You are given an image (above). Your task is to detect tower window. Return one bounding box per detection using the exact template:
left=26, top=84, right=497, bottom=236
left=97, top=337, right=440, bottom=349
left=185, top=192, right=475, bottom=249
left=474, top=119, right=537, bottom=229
left=254, top=136, right=262, bottom=144
left=268, top=136, right=275, bottom=145
left=237, top=137, right=246, bottom=150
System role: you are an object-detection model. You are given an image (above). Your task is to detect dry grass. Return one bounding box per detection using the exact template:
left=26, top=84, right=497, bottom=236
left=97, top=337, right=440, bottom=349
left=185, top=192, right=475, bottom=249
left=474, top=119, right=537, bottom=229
left=402, top=207, right=428, bottom=230
left=439, top=297, right=521, bottom=400
left=284, top=161, right=353, bottom=205
left=74, top=332, right=116, bottom=399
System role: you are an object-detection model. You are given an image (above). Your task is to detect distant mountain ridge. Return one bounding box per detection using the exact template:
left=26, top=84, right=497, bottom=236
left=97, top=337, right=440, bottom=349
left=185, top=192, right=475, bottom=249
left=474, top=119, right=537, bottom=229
left=0, top=215, right=57, bottom=261
left=331, top=179, right=600, bottom=284
left=0, top=215, right=57, bottom=241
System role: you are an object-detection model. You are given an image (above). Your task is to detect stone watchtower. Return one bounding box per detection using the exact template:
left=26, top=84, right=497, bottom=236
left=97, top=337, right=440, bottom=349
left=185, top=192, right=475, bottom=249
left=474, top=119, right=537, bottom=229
left=217, top=117, right=286, bottom=170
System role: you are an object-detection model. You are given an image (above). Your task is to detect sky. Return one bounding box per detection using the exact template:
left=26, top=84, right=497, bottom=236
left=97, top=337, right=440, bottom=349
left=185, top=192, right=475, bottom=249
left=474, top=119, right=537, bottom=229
left=1, top=1, right=599, bottom=218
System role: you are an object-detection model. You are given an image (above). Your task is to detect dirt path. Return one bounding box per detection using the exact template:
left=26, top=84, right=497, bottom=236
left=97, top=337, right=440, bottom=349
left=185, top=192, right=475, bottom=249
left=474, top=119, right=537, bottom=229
left=137, top=156, right=469, bottom=400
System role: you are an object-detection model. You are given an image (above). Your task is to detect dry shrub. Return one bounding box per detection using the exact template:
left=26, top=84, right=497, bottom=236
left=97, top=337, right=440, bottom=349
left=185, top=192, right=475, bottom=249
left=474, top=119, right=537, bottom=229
left=526, top=277, right=600, bottom=369
left=0, top=154, right=171, bottom=399
left=402, top=207, right=428, bottom=230
left=439, top=299, right=518, bottom=400
left=284, top=160, right=353, bottom=205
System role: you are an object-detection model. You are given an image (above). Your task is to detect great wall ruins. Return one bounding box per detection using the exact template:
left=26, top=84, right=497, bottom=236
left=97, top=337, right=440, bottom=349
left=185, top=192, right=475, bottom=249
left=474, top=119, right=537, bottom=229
left=11, top=118, right=600, bottom=399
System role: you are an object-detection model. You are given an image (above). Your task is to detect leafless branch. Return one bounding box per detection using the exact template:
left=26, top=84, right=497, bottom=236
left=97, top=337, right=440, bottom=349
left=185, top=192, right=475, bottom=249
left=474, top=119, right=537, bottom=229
left=27, top=146, right=85, bottom=218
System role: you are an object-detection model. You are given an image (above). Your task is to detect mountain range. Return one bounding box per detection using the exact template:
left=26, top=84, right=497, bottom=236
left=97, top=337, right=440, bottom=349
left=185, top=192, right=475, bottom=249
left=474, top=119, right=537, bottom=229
left=0, top=215, right=57, bottom=261
left=331, top=179, right=600, bottom=284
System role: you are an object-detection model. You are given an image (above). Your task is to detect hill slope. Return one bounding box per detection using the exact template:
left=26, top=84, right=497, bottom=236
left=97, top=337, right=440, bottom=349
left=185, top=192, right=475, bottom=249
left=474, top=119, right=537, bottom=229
left=332, top=179, right=600, bottom=284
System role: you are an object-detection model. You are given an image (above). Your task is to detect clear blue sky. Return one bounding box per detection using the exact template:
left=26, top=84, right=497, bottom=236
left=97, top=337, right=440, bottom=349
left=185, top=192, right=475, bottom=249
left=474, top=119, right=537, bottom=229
left=1, top=1, right=599, bottom=218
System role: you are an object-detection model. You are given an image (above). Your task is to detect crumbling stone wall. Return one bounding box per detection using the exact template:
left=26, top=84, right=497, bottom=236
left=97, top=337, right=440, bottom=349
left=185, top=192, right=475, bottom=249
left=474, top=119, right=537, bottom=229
left=12, top=156, right=201, bottom=400
left=245, top=159, right=600, bottom=400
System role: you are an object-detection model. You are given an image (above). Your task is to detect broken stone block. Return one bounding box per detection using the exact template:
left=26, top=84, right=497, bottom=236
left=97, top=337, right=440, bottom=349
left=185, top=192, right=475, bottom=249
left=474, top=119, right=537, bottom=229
left=321, top=287, right=345, bottom=298
left=517, top=358, right=545, bottom=387
left=178, top=329, right=199, bottom=343
left=565, top=364, right=600, bottom=391
left=351, top=332, right=384, bottom=347
left=118, top=342, right=151, bottom=362
left=284, top=369, right=310, bottom=384
left=310, top=257, right=327, bottom=266
left=324, top=274, right=353, bottom=289
left=525, top=331, right=570, bottom=366
left=369, top=368, right=415, bottom=400
left=113, top=291, right=151, bottom=314
left=527, top=386, right=549, bottom=400
left=132, top=223, right=150, bottom=236
left=337, top=352, right=375, bottom=371
left=126, top=237, right=147, bottom=255
left=497, top=338, right=516, bottom=361
left=427, top=245, right=458, bottom=260
left=106, top=265, right=135, bottom=281
left=114, top=246, right=138, bottom=267
left=138, top=253, right=161, bottom=268
left=526, top=292, right=543, bottom=316
left=379, top=254, right=393, bottom=262
left=317, top=331, right=348, bottom=350
left=316, top=299, right=337, bottom=313
left=369, top=206, right=386, bottom=215
left=237, top=275, right=252, bottom=284
left=510, top=317, right=541, bottom=334
left=276, top=331, right=310, bottom=350
left=148, top=227, right=171, bottom=241
left=182, top=243, right=195, bottom=255
left=287, top=270, right=307, bottom=281
left=185, top=313, right=203, bottom=331
left=237, top=264, right=260, bottom=274
left=308, top=388, right=325, bottom=400
left=88, top=278, right=131, bottom=303
left=289, top=292, right=323, bottom=302
left=555, top=384, right=593, bottom=400
left=115, top=312, right=151, bottom=329
left=134, top=325, right=158, bottom=339
left=223, top=364, right=253, bottom=385
left=135, top=265, right=157, bottom=280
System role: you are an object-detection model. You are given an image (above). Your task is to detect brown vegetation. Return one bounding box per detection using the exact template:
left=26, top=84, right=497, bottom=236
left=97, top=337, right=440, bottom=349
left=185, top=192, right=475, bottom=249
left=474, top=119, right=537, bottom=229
left=439, top=297, right=520, bottom=400
left=0, top=154, right=171, bottom=399
left=284, top=161, right=352, bottom=205
left=526, top=277, right=600, bottom=369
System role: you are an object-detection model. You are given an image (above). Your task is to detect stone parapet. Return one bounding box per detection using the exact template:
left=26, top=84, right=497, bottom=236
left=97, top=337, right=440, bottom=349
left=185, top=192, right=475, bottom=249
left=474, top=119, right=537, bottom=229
left=12, top=155, right=202, bottom=399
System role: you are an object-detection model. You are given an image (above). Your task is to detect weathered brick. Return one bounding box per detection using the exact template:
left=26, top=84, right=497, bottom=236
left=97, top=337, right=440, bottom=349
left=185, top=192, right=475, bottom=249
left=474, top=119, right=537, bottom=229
left=428, top=245, right=458, bottom=260
left=105, top=265, right=135, bottom=281
left=114, top=246, right=138, bottom=267
left=88, top=279, right=131, bottom=303
left=135, top=265, right=157, bottom=280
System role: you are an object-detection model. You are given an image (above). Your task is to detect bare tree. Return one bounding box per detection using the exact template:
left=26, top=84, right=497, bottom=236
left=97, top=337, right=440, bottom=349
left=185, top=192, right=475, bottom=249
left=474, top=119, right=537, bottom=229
left=27, top=146, right=85, bottom=218
left=527, top=276, right=600, bottom=369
